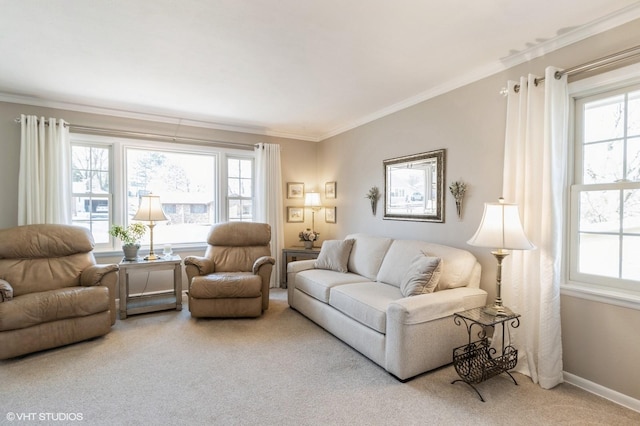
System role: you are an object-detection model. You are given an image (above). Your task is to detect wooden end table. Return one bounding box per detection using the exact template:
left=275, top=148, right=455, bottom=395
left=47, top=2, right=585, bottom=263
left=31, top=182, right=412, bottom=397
left=281, top=246, right=321, bottom=287
left=118, top=255, right=183, bottom=319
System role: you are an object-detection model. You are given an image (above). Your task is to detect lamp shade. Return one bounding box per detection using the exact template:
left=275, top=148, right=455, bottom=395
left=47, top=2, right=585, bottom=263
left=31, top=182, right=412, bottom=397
left=133, top=195, right=168, bottom=222
left=304, top=192, right=322, bottom=210
left=467, top=199, right=535, bottom=250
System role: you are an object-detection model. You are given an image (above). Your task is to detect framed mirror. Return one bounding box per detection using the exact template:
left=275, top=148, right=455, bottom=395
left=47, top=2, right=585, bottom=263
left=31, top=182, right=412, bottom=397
left=383, top=149, right=445, bottom=222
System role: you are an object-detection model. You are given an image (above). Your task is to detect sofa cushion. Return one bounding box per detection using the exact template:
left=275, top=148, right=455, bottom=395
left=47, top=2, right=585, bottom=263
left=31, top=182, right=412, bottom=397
left=377, top=239, right=478, bottom=290
left=314, top=239, right=355, bottom=273
left=400, top=255, right=442, bottom=297
left=345, top=234, right=393, bottom=281
left=190, top=273, right=262, bottom=299
left=295, top=269, right=367, bottom=303
left=0, top=286, right=109, bottom=332
left=329, top=282, right=402, bottom=334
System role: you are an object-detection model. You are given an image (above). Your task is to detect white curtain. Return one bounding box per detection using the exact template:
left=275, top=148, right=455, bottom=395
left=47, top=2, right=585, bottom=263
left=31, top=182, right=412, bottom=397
left=18, top=114, right=72, bottom=225
left=255, top=143, right=285, bottom=288
left=501, top=67, right=568, bottom=389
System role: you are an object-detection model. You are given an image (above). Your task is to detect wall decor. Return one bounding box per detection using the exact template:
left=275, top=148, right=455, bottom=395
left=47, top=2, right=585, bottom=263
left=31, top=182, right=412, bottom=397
left=449, top=180, right=467, bottom=220
left=287, top=182, right=304, bottom=199
left=383, top=149, right=445, bottom=222
left=365, top=186, right=380, bottom=215
left=286, top=206, right=304, bottom=222
left=325, top=206, right=336, bottom=223
left=325, top=181, right=336, bottom=199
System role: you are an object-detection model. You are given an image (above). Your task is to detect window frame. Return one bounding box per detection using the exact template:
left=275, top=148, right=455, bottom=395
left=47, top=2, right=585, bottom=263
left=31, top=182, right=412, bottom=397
left=226, top=155, right=255, bottom=222
left=70, top=133, right=255, bottom=252
left=564, top=62, right=640, bottom=307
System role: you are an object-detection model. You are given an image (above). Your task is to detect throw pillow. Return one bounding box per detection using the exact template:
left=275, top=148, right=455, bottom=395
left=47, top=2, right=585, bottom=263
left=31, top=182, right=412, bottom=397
left=314, top=239, right=355, bottom=273
left=400, top=255, right=442, bottom=297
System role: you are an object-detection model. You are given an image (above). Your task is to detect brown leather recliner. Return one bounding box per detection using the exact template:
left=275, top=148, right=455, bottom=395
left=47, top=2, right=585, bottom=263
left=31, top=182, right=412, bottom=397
left=184, top=222, right=275, bottom=318
left=0, top=224, right=118, bottom=359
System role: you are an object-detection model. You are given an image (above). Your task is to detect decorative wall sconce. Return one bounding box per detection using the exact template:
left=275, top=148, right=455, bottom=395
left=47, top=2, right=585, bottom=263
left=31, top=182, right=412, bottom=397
left=366, top=186, right=380, bottom=216
left=449, top=181, right=467, bottom=220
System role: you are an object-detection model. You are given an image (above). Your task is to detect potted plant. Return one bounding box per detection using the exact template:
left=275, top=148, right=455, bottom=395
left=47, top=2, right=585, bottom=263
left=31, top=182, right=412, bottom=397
left=299, top=228, right=319, bottom=249
left=109, top=223, right=147, bottom=260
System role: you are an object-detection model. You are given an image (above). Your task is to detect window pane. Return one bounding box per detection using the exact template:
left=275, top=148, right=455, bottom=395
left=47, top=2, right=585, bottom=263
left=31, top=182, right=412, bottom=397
left=240, top=159, right=252, bottom=178
left=622, top=236, right=640, bottom=280
left=583, top=140, right=624, bottom=184
left=71, top=196, right=110, bottom=244
left=228, top=179, right=240, bottom=196
left=578, top=233, right=619, bottom=278
left=127, top=149, right=216, bottom=245
left=623, top=189, right=640, bottom=233
left=628, top=90, right=640, bottom=137
left=228, top=158, right=240, bottom=178
left=579, top=191, right=620, bottom=232
left=584, top=94, right=625, bottom=143
left=240, top=178, right=252, bottom=197
left=228, top=199, right=253, bottom=221
left=628, top=137, right=640, bottom=182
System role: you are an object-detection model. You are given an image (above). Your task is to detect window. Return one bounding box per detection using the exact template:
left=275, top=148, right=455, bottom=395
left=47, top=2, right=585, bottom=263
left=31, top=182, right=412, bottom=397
left=570, top=83, right=640, bottom=294
left=70, top=135, right=254, bottom=250
left=227, top=157, right=254, bottom=221
left=71, top=144, right=112, bottom=244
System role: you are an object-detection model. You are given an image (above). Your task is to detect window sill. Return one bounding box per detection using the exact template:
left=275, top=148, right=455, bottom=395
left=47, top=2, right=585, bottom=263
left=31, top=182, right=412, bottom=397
left=561, top=282, right=640, bottom=311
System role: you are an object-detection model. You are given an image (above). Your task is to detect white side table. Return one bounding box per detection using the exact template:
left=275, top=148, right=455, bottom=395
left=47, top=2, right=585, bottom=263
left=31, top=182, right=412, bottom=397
left=118, top=255, right=182, bottom=319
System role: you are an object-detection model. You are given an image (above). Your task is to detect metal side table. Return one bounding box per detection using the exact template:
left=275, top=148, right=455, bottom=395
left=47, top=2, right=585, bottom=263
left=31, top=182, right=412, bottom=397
left=451, top=307, right=520, bottom=401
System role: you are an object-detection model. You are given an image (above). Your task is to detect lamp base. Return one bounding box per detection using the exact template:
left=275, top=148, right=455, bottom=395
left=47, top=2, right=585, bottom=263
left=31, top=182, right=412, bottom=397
left=482, top=304, right=515, bottom=317
left=144, top=253, right=159, bottom=261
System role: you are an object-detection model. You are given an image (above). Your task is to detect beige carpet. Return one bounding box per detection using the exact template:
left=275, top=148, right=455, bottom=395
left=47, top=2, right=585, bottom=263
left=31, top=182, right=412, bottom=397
left=1, top=289, right=639, bottom=425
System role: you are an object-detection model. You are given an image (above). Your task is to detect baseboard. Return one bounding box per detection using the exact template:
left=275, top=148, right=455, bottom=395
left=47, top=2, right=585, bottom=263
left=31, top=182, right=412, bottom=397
left=563, top=371, right=640, bottom=413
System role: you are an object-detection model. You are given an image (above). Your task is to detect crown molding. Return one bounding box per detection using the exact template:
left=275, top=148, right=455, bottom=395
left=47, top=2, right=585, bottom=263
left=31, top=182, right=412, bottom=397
left=0, top=93, right=321, bottom=143
left=3, top=3, right=639, bottom=144
left=320, top=3, right=640, bottom=141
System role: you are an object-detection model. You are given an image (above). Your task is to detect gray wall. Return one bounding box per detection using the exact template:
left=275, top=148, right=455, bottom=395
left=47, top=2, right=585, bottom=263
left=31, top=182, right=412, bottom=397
left=316, top=20, right=640, bottom=401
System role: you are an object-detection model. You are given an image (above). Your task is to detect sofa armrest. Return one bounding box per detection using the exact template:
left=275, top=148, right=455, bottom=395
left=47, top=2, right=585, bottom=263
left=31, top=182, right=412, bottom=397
left=387, top=287, right=488, bottom=325
left=81, top=264, right=119, bottom=287
left=0, top=279, right=13, bottom=302
left=184, top=256, right=214, bottom=283
left=81, top=264, right=119, bottom=325
left=287, top=259, right=316, bottom=274
left=253, top=256, right=275, bottom=274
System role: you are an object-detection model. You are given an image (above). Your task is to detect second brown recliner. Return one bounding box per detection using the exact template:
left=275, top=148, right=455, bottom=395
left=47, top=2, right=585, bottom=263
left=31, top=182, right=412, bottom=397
left=184, top=222, right=275, bottom=318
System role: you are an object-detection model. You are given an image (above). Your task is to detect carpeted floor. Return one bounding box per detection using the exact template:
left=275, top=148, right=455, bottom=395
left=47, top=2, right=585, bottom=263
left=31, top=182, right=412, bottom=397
left=1, top=289, right=639, bottom=425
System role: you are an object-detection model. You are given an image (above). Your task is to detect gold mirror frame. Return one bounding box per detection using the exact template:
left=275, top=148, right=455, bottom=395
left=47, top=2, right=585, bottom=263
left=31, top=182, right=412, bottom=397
left=383, top=149, right=446, bottom=222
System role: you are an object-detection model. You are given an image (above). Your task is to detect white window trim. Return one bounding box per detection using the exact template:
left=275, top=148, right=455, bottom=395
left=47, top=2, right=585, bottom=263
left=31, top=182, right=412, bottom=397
left=564, top=62, right=640, bottom=310
left=70, top=133, right=254, bottom=252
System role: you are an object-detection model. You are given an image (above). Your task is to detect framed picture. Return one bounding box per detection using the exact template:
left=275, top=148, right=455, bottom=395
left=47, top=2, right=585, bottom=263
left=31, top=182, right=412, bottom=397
left=325, top=206, right=336, bottom=223
left=384, top=149, right=445, bottom=223
left=287, top=206, right=304, bottom=223
left=287, top=182, right=305, bottom=199
left=325, top=181, right=336, bottom=199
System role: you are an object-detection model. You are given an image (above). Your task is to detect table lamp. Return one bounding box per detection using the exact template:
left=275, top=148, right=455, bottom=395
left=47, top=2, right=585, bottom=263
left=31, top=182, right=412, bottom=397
left=304, top=192, right=322, bottom=232
left=133, top=195, right=168, bottom=260
left=467, top=198, right=535, bottom=316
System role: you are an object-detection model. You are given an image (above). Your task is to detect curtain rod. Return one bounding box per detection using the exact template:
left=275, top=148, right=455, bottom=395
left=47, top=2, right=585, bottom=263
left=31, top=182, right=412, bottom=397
left=508, top=44, right=640, bottom=93
left=537, top=44, right=640, bottom=85
left=13, top=118, right=257, bottom=151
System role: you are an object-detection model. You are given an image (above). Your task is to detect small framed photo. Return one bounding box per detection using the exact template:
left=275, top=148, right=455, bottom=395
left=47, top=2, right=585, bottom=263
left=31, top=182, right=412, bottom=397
left=325, top=207, right=336, bottom=223
left=325, top=181, right=336, bottom=199
left=287, top=206, right=305, bottom=223
left=287, top=182, right=304, bottom=199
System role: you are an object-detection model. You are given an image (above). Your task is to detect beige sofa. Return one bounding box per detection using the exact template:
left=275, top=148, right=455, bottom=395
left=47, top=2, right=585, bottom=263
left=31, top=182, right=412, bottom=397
left=0, top=224, right=118, bottom=359
left=287, top=233, right=487, bottom=380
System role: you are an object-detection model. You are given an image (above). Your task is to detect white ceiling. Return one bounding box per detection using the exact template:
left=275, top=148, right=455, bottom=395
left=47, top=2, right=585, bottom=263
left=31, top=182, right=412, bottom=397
left=2, top=1, right=640, bottom=141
